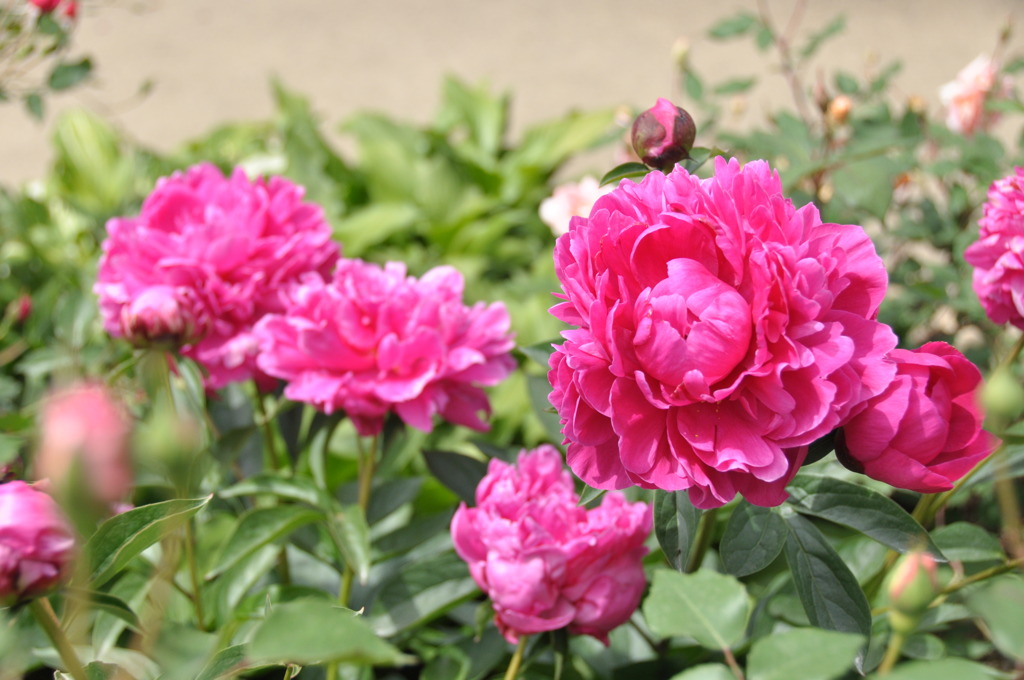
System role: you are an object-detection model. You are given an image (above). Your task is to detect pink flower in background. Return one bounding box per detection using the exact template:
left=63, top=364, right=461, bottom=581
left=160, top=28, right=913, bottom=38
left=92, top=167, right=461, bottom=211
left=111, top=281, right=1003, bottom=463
left=27, top=0, right=61, bottom=11
left=0, top=481, right=75, bottom=606
left=95, top=163, right=339, bottom=388
left=964, top=167, right=1024, bottom=328
left=549, top=157, right=897, bottom=508
left=255, top=260, right=515, bottom=436
left=939, top=54, right=1011, bottom=136
left=451, top=445, right=651, bottom=644
left=539, top=177, right=613, bottom=237
left=34, top=382, right=133, bottom=506
left=836, top=342, right=996, bottom=493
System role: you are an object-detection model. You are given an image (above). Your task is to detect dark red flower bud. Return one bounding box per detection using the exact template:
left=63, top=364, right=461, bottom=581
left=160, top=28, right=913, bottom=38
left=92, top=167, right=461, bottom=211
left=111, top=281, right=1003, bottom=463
left=630, top=98, right=696, bottom=172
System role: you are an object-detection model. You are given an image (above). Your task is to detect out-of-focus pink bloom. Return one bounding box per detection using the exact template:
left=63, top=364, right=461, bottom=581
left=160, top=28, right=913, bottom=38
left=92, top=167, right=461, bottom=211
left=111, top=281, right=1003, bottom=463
left=549, top=157, right=898, bottom=508
left=0, top=481, right=75, bottom=606
left=28, top=0, right=61, bottom=12
left=939, top=55, right=1012, bottom=136
left=964, top=167, right=1024, bottom=328
left=255, top=260, right=515, bottom=436
left=630, top=98, right=696, bottom=171
left=95, top=163, right=339, bottom=388
left=451, top=445, right=651, bottom=645
left=34, top=382, right=133, bottom=506
left=836, top=342, right=996, bottom=493
left=62, top=0, right=76, bottom=19
left=539, top=177, right=613, bottom=237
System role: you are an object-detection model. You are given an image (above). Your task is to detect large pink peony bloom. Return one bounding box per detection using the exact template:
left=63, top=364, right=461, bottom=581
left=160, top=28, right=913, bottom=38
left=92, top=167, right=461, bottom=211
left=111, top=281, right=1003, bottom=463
left=549, top=157, right=898, bottom=508
left=95, top=163, right=340, bottom=388
left=450, top=445, right=651, bottom=645
left=254, top=260, right=515, bottom=436
left=0, top=482, right=75, bottom=606
left=34, top=382, right=133, bottom=506
left=836, top=342, right=996, bottom=493
left=964, top=167, right=1024, bottom=328
left=939, top=54, right=1012, bottom=136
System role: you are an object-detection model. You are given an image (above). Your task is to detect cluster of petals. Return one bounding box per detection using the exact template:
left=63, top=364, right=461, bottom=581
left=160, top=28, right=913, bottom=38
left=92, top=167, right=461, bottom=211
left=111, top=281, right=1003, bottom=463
left=254, top=259, right=515, bottom=436
left=34, top=382, right=133, bottom=506
left=539, top=177, right=613, bottom=237
left=0, top=482, right=75, bottom=606
left=939, top=54, right=1012, bottom=136
left=549, top=157, right=898, bottom=508
left=836, top=342, right=996, bottom=493
left=95, top=163, right=339, bottom=388
left=964, top=167, right=1024, bottom=329
left=450, top=445, right=651, bottom=644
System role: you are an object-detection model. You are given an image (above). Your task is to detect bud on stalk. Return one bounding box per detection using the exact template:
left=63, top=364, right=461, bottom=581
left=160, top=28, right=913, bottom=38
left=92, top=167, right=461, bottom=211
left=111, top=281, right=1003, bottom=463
left=630, top=98, right=697, bottom=172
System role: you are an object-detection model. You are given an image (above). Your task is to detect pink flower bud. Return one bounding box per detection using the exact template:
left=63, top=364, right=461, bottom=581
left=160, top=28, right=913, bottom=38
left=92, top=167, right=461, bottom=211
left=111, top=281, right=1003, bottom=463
left=34, top=382, right=133, bottom=506
left=15, top=295, right=32, bottom=324
left=887, top=551, right=940, bottom=634
left=119, top=286, right=203, bottom=349
left=630, top=98, right=696, bottom=171
left=0, top=481, right=75, bottom=606
left=28, top=0, right=61, bottom=12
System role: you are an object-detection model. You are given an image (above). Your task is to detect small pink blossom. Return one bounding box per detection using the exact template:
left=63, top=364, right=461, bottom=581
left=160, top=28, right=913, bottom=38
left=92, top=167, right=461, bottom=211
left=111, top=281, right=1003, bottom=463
left=939, top=55, right=1012, bottom=136
left=254, top=260, right=515, bottom=436
left=27, top=0, right=61, bottom=12
left=0, top=481, right=75, bottom=606
left=95, top=163, right=340, bottom=388
left=549, top=157, right=897, bottom=508
left=34, top=382, right=133, bottom=506
left=964, top=167, right=1024, bottom=328
left=836, top=342, right=996, bottom=493
left=451, top=445, right=651, bottom=644
left=539, top=177, right=613, bottom=237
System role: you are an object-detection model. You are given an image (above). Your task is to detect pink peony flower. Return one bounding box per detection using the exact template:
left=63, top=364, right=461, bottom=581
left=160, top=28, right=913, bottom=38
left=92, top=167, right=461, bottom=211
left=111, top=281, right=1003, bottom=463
left=835, top=342, right=996, bottom=493
left=34, top=382, right=133, bottom=506
left=95, top=163, right=340, bottom=388
left=254, top=260, right=515, bottom=436
left=539, top=177, right=613, bottom=237
left=964, top=167, right=1024, bottom=328
left=450, top=445, right=651, bottom=644
left=939, top=54, right=1012, bottom=136
left=549, top=157, right=898, bottom=508
left=0, top=481, right=75, bottom=606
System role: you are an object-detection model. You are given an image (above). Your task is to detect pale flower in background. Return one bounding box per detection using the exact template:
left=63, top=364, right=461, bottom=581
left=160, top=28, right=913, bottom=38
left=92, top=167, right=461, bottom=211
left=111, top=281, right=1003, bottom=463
left=939, top=54, right=1012, bottom=136
left=539, top=177, right=612, bottom=237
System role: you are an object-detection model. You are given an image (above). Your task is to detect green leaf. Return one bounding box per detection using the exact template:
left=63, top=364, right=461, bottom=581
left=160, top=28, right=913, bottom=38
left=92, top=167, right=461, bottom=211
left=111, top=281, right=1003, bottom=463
left=219, top=473, right=329, bottom=508
left=517, top=341, right=557, bottom=368
left=720, top=502, right=786, bottom=577
left=326, top=504, right=372, bottom=585
left=642, top=569, right=752, bottom=650
left=577, top=484, right=607, bottom=508
left=333, top=202, right=421, bottom=256
left=713, top=77, right=757, bottom=95
left=865, top=658, right=999, bottom=680
left=783, top=513, right=871, bottom=640
left=195, top=644, right=247, bottom=680
left=86, top=496, right=212, bottom=588
left=371, top=550, right=479, bottom=636
left=24, top=92, right=43, bottom=120
left=65, top=588, right=142, bottom=632
left=930, top=522, right=1005, bottom=563
left=747, top=628, right=863, bottom=680
left=835, top=71, right=860, bottom=95
left=422, top=449, right=488, bottom=505
left=600, top=162, right=649, bottom=186
left=48, top=57, right=93, bottom=90
left=653, top=490, right=700, bottom=571
left=55, top=662, right=117, bottom=680
left=786, top=475, right=943, bottom=558
left=799, top=15, right=846, bottom=60
left=248, top=599, right=413, bottom=666
left=964, top=576, right=1024, bottom=662
left=206, top=505, right=322, bottom=580
left=669, top=664, right=735, bottom=680
left=708, top=12, right=758, bottom=39
left=684, top=70, right=705, bottom=101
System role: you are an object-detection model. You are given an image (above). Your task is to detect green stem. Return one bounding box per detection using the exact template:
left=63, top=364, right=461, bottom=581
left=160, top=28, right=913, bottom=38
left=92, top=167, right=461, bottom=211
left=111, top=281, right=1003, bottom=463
left=504, top=636, right=529, bottom=680
left=183, top=520, right=207, bottom=630
left=723, top=646, right=746, bottom=680
left=876, top=631, right=906, bottom=676
left=253, top=385, right=289, bottom=475
left=684, top=508, right=719, bottom=573
left=29, top=598, right=89, bottom=680
left=941, top=556, right=1024, bottom=597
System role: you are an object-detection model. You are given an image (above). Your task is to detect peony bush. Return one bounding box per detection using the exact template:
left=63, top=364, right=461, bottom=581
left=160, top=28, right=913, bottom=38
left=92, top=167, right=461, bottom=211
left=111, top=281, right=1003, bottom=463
left=2, top=4, right=1024, bottom=680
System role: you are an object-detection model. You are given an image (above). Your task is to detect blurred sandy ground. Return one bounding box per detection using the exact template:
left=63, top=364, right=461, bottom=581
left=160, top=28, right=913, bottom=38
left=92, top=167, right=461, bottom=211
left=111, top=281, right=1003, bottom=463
left=0, top=0, right=1020, bottom=185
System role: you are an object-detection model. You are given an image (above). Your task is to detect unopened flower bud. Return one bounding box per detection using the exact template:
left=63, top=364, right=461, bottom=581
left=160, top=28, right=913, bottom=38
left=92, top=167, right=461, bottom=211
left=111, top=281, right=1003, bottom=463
left=120, top=286, right=201, bottom=349
left=34, top=382, right=133, bottom=507
left=981, top=366, right=1024, bottom=422
left=887, top=551, right=940, bottom=634
left=631, top=98, right=696, bottom=172
left=827, top=95, right=853, bottom=125
left=0, top=481, right=75, bottom=606
left=671, top=38, right=691, bottom=73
